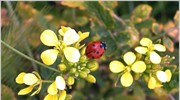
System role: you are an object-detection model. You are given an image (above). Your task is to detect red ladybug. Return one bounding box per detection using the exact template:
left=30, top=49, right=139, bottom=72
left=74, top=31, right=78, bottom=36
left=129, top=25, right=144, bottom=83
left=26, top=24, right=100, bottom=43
left=85, top=41, right=106, bottom=59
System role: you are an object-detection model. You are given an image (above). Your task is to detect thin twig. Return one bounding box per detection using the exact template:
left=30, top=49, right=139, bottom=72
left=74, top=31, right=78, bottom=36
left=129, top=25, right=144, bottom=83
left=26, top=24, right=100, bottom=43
left=111, top=12, right=126, bottom=26
left=1, top=40, right=61, bottom=73
left=24, top=41, right=38, bottom=71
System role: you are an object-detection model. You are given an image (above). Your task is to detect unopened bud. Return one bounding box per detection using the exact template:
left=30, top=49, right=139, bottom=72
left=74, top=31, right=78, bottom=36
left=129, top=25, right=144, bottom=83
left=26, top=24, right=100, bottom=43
left=87, top=60, right=99, bottom=71
left=82, top=68, right=90, bottom=74
left=74, top=72, right=79, bottom=77
left=80, top=47, right=86, bottom=55
left=80, top=56, right=87, bottom=63
left=85, top=74, right=96, bottom=83
left=58, top=64, right=66, bottom=71
left=70, top=68, right=76, bottom=74
left=67, top=76, right=75, bottom=86
left=79, top=71, right=88, bottom=78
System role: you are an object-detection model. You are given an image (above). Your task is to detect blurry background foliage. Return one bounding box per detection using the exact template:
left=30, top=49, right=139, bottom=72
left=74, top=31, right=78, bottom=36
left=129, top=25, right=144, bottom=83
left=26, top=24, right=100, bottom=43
left=1, top=1, right=179, bottom=100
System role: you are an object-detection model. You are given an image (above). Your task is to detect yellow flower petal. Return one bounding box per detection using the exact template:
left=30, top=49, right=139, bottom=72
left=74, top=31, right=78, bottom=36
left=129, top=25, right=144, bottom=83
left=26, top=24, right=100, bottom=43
left=109, top=60, right=125, bottom=73
left=63, top=29, right=80, bottom=45
left=31, top=83, right=41, bottom=96
left=154, top=44, right=166, bottom=52
left=123, top=52, right=136, bottom=65
left=78, top=31, right=89, bottom=42
left=120, top=72, right=133, bottom=87
left=148, top=77, right=156, bottom=89
left=131, top=61, right=146, bottom=73
left=44, top=94, right=58, bottom=100
left=56, top=76, right=66, bottom=90
left=41, top=49, right=59, bottom=65
left=16, top=72, right=26, bottom=84
left=165, top=69, right=172, bottom=82
left=140, top=38, right=152, bottom=47
left=59, top=90, right=66, bottom=100
left=48, top=82, right=58, bottom=95
left=18, top=86, right=33, bottom=95
left=135, top=46, right=148, bottom=54
left=150, top=51, right=161, bottom=64
left=156, top=81, right=163, bottom=88
left=58, top=26, right=71, bottom=36
left=23, top=73, right=38, bottom=85
left=40, top=30, right=59, bottom=46
left=156, top=71, right=167, bottom=82
left=63, top=47, right=80, bottom=63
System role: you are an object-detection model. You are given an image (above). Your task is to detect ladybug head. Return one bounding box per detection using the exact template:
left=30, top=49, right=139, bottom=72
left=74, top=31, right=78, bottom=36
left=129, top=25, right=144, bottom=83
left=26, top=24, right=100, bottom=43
left=100, top=41, right=107, bottom=50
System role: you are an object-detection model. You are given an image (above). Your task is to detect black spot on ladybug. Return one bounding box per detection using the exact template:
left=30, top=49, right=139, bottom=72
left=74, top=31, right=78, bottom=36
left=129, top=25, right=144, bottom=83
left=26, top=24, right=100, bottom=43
left=96, top=51, right=99, bottom=54
left=92, top=44, right=95, bottom=47
left=100, top=42, right=107, bottom=50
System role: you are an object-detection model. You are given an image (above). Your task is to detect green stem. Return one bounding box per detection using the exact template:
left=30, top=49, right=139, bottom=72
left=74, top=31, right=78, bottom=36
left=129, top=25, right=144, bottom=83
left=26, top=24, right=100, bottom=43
left=24, top=41, right=38, bottom=71
left=1, top=40, right=61, bottom=73
left=42, top=80, right=54, bottom=83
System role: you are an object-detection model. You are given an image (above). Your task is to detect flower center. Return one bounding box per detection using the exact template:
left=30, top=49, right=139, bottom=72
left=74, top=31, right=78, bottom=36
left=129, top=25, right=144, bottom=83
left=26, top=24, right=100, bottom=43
left=148, top=44, right=154, bottom=52
left=126, top=66, right=131, bottom=72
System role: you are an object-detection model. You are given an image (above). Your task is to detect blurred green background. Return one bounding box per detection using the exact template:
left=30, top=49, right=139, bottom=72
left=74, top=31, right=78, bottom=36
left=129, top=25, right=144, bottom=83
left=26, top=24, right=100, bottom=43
left=1, top=1, right=179, bottom=100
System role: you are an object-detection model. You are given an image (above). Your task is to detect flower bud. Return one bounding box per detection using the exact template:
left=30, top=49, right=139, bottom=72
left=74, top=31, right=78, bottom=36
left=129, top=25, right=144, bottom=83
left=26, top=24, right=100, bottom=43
left=74, top=72, right=79, bottom=77
left=134, top=73, right=141, bottom=80
left=136, top=53, right=142, bottom=60
left=80, top=63, right=86, bottom=67
left=143, top=74, right=149, bottom=82
left=70, top=68, right=76, bottom=74
left=80, top=56, right=87, bottom=63
left=58, top=64, right=66, bottom=71
left=87, top=60, right=99, bottom=71
left=67, top=76, right=75, bottom=86
left=85, top=74, right=96, bottom=83
left=79, top=71, right=88, bottom=78
left=145, top=56, right=151, bottom=64
left=80, top=47, right=86, bottom=55
left=82, top=68, right=90, bottom=74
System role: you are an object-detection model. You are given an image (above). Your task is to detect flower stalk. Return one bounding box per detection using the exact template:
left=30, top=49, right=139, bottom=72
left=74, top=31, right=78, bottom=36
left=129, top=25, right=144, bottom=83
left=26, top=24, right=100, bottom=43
left=1, top=40, right=61, bottom=73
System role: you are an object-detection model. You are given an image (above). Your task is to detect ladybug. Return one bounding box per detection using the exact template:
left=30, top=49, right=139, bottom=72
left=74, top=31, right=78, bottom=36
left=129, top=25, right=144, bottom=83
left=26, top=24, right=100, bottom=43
left=85, top=41, right=106, bottom=59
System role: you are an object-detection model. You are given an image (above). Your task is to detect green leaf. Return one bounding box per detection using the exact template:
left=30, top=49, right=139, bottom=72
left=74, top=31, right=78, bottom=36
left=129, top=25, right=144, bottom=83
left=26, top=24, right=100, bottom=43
left=75, top=16, right=89, bottom=27
left=163, top=36, right=174, bottom=52
left=60, top=1, right=86, bottom=10
left=85, top=2, right=114, bottom=30
left=135, top=19, right=154, bottom=29
left=101, top=34, right=117, bottom=56
left=131, top=4, right=152, bottom=23
left=125, top=27, right=139, bottom=47
left=99, top=1, right=118, bottom=10
left=107, top=95, right=141, bottom=100
left=133, top=84, right=146, bottom=100
left=152, top=23, right=160, bottom=34
left=1, top=84, right=16, bottom=100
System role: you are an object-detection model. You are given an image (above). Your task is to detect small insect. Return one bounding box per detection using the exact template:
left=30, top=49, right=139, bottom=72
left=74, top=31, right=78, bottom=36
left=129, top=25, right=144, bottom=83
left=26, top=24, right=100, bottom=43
left=85, top=41, right=107, bottom=59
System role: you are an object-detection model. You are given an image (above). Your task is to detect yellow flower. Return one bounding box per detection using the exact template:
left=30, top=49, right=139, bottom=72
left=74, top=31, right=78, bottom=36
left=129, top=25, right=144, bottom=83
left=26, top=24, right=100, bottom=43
left=44, top=90, right=66, bottom=100
left=15, top=72, right=42, bottom=96
left=44, top=76, right=66, bottom=100
left=40, top=26, right=81, bottom=65
left=156, top=69, right=172, bottom=83
left=135, top=38, right=166, bottom=64
left=109, top=52, right=146, bottom=87
left=148, top=69, right=172, bottom=89
left=148, top=76, right=163, bottom=89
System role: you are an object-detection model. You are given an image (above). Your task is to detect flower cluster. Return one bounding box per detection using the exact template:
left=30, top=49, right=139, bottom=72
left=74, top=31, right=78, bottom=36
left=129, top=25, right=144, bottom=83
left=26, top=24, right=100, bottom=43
left=15, top=26, right=98, bottom=100
left=15, top=71, right=42, bottom=96
left=109, top=38, right=173, bottom=89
